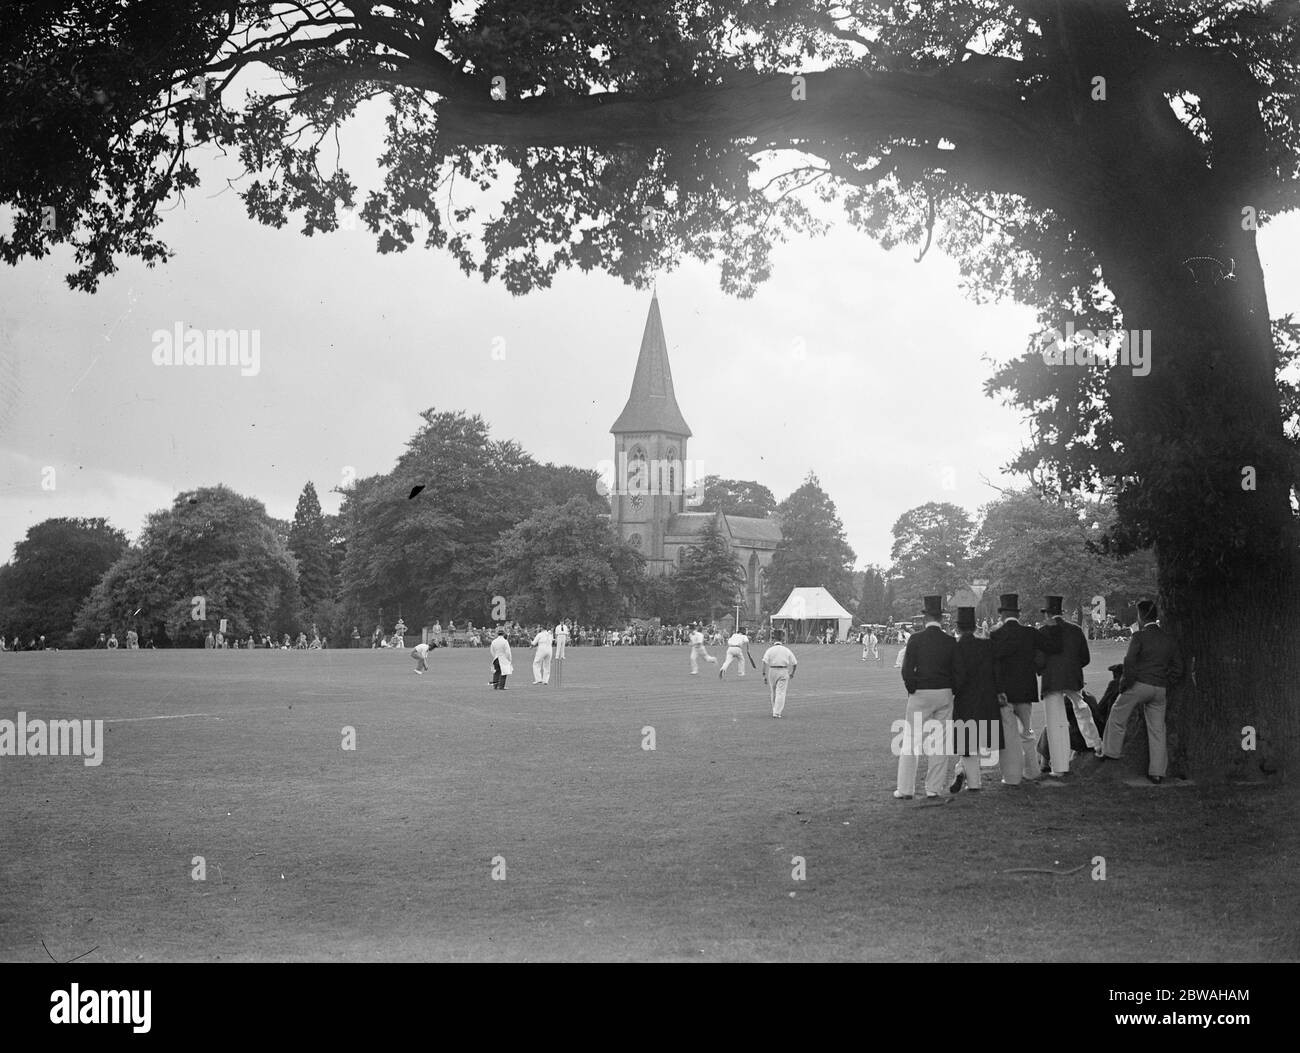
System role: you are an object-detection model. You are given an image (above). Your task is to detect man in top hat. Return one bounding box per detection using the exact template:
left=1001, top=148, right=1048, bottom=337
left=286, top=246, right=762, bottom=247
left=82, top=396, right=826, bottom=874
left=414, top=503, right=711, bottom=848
left=950, top=606, right=1003, bottom=793
left=991, top=593, right=1060, bottom=785
left=1037, top=595, right=1100, bottom=775
left=1097, top=600, right=1183, bottom=783
left=895, top=595, right=961, bottom=799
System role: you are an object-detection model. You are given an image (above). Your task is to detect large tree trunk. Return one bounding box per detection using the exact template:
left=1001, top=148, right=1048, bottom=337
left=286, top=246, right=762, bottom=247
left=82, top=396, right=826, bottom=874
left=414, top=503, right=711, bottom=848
left=1084, top=202, right=1300, bottom=782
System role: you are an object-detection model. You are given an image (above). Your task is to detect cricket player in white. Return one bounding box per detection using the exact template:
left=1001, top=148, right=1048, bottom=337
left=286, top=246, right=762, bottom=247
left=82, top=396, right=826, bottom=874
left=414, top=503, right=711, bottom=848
left=688, top=624, right=717, bottom=674
left=554, top=620, right=569, bottom=659
left=861, top=628, right=879, bottom=662
left=718, top=627, right=752, bottom=679
left=762, top=631, right=797, bottom=717
left=410, top=642, right=430, bottom=674
left=531, top=626, right=554, bottom=684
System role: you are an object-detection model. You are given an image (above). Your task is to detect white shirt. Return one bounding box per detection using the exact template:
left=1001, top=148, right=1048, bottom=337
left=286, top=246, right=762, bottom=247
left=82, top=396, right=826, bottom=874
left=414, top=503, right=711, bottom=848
left=727, top=633, right=749, bottom=648
left=531, top=630, right=554, bottom=652
left=762, top=644, right=796, bottom=670
left=689, top=630, right=705, bottom=647
left=489, top=636, right=511, bottom=659
left=555, top=624, right=569, bottom=639
left=412, top=643, right=429, bottom=658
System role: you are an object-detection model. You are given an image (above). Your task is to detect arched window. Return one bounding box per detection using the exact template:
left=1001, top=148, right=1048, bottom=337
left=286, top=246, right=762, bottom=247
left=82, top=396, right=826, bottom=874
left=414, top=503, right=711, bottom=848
left=627, top=445, right=648, bottom=508
left=666, top=447, right=678, bottom=495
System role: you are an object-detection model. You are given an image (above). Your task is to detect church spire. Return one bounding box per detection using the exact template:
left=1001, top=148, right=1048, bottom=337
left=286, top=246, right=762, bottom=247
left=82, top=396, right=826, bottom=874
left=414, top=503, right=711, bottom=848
left=610, top=294, right=692, bottom=437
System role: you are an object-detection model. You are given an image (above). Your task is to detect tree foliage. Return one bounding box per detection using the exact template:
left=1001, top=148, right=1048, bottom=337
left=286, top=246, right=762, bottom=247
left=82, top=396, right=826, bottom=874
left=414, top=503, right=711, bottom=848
left=288, top=481, right=335, bottom=609
left=492, top=494, right=643, bottom=625
left=0, top=517, right=128, bottom=645
left=888, top=502, right=975, bottom=612
left=73, top=485, right=300, bottom=645
left=694, top=475, right=778, bottom=518
left=335, top=408, right=602, bottom=629
left=675, top=516, right=745, bottom=620
left=767, top=472, right=856, bottom=604
left=856, top=564, right=890, bottom=625
left=970, top=487, right=1157, bottom=621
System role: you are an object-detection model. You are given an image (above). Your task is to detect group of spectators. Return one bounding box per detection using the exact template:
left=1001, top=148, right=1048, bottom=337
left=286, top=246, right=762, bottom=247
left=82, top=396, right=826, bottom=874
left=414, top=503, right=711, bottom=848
left=419, top=621, right=782, bottom=648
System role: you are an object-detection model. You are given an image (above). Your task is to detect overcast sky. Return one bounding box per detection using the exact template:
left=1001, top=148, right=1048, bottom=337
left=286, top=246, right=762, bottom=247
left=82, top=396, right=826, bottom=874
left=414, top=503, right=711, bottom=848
left=1, top=97, right=1297, bottom=571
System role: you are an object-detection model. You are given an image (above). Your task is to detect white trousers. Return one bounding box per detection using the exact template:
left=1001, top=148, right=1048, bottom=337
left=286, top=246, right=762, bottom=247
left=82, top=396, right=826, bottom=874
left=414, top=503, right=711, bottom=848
left=720, top=647, right=745, bottom=676
left=532, top=652, right=551, bottom=683
left=690, top=645, right=716, bottom=673
left=555, top=639, right=566, bottom=658
left=1040, top=691, right=1072, bottom=774
left=999, top=702, right=1041, bottom=784
left=1042, top=689, right=1103, bottom=763
left=768, top=670, right=791, bottom=715
left=896, top=689, right=953, bottom=797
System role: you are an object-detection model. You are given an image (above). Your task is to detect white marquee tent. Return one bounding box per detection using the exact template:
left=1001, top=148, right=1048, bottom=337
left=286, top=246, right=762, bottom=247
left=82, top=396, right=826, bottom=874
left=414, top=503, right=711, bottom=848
left=771, top=587, right=854, bottom=643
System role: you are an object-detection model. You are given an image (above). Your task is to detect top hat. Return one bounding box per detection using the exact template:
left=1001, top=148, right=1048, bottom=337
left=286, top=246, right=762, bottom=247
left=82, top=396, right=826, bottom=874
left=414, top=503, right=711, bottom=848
left=1136, top=599, right=1158, bottom=621
left=956, top=607, right=977, bottom=631
left=921, top=595, right=944, bottom=619
left=1041, top=595, right=1064, bottom=617
left=997, top=593, right=1020, bottom=613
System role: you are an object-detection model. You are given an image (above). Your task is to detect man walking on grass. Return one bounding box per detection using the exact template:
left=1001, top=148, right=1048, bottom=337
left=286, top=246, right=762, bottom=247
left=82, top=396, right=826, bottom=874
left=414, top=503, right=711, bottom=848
left=762, top=630, right=797, bottom=718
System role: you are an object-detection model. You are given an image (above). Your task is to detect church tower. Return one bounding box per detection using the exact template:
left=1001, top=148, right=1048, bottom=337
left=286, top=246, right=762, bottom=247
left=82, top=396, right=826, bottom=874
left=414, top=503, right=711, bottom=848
left=610, top=293, right=692, bottom=575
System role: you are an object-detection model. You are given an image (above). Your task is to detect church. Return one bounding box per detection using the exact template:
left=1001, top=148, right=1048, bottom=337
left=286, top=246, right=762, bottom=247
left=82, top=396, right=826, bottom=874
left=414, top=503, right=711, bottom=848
left=607, top=294, right=783, bottom=618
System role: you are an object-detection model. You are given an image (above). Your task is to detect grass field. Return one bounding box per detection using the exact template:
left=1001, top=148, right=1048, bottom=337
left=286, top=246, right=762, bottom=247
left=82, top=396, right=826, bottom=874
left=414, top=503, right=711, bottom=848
left=2, top=641, right=1296, bottom=962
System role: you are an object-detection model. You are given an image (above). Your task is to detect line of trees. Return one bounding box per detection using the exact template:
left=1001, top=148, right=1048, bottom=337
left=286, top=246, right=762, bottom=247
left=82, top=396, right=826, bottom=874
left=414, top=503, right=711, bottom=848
left=0, top=434, right=1158, bottom=648
left=1, top=412, right=859, bottom=646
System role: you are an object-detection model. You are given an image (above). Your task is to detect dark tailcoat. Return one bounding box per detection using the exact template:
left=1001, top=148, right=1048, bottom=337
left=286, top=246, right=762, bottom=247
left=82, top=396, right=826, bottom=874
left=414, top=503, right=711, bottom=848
left=991, top=618, right=1059, bottom=705
left=953, top=633, right=1005, bottom=754
left=900, top=624, right=960, bottom=695
left=1039, top=618, right=1091, bottom=693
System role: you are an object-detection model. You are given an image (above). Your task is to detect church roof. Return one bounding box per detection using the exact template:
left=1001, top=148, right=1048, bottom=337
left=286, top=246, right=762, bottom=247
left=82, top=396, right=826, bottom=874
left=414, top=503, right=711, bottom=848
left=723, top=514, right=783, bottom=544
left=665, top=513, right=717, bottom=538
left=610, top=294, right=692, bottom=437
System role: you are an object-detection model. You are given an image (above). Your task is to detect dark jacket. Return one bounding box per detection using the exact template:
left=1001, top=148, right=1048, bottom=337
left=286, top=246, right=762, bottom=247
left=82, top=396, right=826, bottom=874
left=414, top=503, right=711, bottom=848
left=1122, top=622, right=1184, bottom=689
left=1039, top=618, right=1090, bottom=693
left=992, top=618, right=1059, bottom=705
left=953, top=633, right=1005, bottom=754
left=901, top=624, right=960, bottom=694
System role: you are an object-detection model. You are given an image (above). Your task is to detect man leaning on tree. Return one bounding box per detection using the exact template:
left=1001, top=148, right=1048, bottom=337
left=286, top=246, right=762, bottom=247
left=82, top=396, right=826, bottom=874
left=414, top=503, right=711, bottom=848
left=1097, top=600, right=1184, bottom=784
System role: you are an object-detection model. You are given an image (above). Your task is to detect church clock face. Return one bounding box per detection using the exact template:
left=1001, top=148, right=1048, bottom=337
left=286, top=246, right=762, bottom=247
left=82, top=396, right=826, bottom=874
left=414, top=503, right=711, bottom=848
left=630, top=493, right=643, bottom=511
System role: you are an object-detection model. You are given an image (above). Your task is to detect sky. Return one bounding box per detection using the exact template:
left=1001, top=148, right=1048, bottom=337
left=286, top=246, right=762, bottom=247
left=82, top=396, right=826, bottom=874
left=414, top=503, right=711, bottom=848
left=1, top=97, right=1297, bottom=572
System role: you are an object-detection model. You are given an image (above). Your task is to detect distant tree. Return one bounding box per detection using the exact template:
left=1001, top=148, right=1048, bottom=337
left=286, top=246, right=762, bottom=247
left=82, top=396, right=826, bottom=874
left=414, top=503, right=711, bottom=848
left=766, top=473, right=856, bottom=604
left=637, top=573, right=680, bottom=623
left=856, top=565, right=889, bottom=625
left=73, top=486, right=300, bottom=645
left=0, top=518, right=127, bottom=645
left=288, top=482, right=335, bottom=612
left=675, top=518, right=745, bottom=621
left=695, top=476, right=778, bottom=518
left=889, top=502, right=974, bottom=613
left=337, top=409, right=605, bottom=628
left=971, top=488, right=1157, bottom=630
left=493, top=495, right=643, bottom=625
